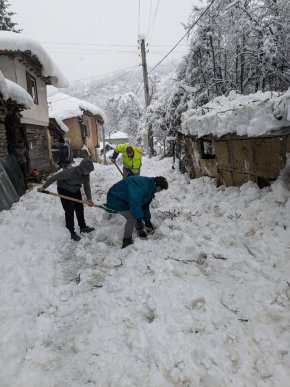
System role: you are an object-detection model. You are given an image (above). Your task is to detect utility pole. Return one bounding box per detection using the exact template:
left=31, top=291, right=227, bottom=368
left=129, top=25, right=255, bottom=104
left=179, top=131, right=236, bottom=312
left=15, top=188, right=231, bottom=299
left=101, top=124, right=106, bottom=165
left=140, top=36, right=150, bottom=108
left=139, top=35, right=154, bottom=156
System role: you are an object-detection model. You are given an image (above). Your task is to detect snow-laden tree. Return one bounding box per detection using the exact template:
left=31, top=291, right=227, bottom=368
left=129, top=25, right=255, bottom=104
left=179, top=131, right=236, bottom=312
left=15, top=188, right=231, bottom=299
left=0, top=0, right=21, bottom=32
left=146, top=0, right=290, bottom=142
left=182, top=0, right=290, bottom=103
left=139, top=71, right=191, bottom=155
left=104, top=92, right=143, bottom=144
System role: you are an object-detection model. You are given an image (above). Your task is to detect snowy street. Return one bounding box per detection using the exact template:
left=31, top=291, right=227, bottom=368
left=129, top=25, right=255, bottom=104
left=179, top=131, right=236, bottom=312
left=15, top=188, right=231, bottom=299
left=0, top=157, right=290, bottom=386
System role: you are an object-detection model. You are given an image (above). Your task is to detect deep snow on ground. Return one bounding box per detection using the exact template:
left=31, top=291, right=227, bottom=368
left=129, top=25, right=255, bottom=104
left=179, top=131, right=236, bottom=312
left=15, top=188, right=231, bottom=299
left=0, top=157, right=289, bottom=387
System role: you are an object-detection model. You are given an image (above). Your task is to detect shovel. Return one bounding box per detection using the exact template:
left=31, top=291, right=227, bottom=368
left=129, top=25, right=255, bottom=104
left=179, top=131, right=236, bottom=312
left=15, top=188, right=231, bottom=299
left=114, top=162, right=123, bottom=177
left=39, top=190, right=117, bottom=213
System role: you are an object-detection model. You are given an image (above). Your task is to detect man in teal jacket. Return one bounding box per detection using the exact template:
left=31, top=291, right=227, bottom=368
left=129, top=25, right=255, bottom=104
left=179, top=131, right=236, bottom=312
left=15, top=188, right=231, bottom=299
left=106, top=175, right=168, bottom=248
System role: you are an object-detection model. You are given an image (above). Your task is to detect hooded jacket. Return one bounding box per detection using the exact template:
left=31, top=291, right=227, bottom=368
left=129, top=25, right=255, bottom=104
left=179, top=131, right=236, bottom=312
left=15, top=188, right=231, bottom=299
left=106, top=175, right=157, bottom=220
left=42, top=159, right=94, bottom=199
left=112, top=144, right=143, bottom=174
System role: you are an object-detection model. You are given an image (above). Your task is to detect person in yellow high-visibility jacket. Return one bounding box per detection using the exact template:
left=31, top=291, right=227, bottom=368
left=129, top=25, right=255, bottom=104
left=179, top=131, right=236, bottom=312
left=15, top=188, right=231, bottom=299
left=111, top=144, right=143, bottom=178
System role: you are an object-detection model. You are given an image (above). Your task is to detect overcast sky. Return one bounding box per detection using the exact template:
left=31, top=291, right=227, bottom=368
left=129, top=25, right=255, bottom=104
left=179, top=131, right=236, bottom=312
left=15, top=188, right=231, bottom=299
left=9, top=0, right=202, bottom=83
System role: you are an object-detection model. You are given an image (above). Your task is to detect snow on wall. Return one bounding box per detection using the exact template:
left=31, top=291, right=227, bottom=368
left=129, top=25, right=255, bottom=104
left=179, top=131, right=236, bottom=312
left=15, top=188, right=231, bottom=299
left=48, top=93, right=105, bottom=123
left=0, top=70, right=33, bottom=109
left=181, top=89, right=290, bottom=138
left=0, top=31, right=68, bottom=88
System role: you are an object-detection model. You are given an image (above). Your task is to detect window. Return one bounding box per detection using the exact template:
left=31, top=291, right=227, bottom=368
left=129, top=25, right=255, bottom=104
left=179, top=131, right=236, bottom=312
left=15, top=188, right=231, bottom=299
left=80, top=119, right=90, bottom=138
left=26, top=72, right=38, bottom=104
left=200, top=140, right=215, bottom=159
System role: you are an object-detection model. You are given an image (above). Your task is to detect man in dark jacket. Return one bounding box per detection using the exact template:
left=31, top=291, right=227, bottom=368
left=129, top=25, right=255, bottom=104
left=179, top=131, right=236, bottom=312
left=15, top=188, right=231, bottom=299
left=37, top=159, right=95, bottom=241
left=13, top=140, right=28, bottom=188
left=58, top=137, right=73, bottom=169
left=106, top=175, right=168, bottom=248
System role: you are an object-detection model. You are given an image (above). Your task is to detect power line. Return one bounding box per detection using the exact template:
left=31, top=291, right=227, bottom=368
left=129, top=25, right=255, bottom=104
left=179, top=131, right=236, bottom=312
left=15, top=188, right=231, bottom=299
left=41, top=41, right=188, bottom=48
left=148, top=0, right=161, bottom=46
left=50, top=65, right=141, bottom=103
left=42, top=42, right=138, bottom=47
left=147, top=0, right=153, bottom=38
left=126, top=48, right=140, bottom=70
left=49, top=49, right=186, bottom=56
left=149, top=0, right=217, bottom=74
left=49, top=49, right=141, bottom=54
left=134, top=0, right=217, bottom=97
left=138, top=0, right=141, bottom=36
left=71, top=64, right=141, bottom=83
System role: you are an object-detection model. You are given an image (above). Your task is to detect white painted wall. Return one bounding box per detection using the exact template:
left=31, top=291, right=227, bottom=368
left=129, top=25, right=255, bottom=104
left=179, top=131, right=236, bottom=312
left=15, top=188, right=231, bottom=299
left=0, top=56, right=49, bottom=126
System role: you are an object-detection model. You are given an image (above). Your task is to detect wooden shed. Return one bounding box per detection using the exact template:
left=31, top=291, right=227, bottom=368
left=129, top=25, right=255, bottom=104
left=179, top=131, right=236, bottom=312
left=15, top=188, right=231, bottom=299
left=177, top=90, right=290, bottom=187
left=177, top=129, right=290, bottom=188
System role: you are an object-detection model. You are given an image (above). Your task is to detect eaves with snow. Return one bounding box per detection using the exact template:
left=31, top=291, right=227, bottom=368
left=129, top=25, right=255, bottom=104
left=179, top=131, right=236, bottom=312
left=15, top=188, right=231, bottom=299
left=0, top=31, right=68, bottom=88
left=0, top=70, right=33, bottom=109
left=48, top=92, right=105, bottom=132
left=181, top=89, right=290, bottom=138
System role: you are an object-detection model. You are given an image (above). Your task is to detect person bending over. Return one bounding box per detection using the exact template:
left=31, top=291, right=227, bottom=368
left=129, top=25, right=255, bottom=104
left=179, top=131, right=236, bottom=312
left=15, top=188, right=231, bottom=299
left=111, top=144, right=143, bottom=178
left=106, top=175, right=168, bottom=248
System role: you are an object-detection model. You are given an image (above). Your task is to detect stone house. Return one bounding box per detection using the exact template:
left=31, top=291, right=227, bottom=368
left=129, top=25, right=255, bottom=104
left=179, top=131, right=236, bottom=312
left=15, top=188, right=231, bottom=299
left=0, top=31, right=68, bottom=174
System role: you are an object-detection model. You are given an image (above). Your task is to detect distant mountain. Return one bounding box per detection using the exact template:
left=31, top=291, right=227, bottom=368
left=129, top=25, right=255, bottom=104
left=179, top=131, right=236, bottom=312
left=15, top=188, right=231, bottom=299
left=57, top=62, right=180, bottom=110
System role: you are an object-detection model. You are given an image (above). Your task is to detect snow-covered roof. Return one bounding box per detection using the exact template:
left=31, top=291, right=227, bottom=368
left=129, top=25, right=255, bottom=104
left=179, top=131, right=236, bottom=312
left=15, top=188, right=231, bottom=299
left=48, top=92, right=105, bottom=123
left=107, top=131, right=128, bottom=139
left=181, top=89, right=290, bottom=138
left=0, top=70, right=33, bottom=109
left=0, top=31, right=68, bottom=88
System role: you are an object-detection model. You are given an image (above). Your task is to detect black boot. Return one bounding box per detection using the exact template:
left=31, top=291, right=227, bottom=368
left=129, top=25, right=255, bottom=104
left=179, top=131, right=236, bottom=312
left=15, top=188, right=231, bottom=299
left=122, top=237, right=133, bottom=249
left=71, top=232, right=81, bottom=241
left=80, top=226, right=95, bottom=233
left=136, top=219, right=147, bottom=239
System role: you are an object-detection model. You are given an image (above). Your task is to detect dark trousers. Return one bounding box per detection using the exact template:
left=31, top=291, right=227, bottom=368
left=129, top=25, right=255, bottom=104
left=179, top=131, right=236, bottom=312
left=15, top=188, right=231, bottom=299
left=122, top=167, right=140, bottom=179
left=58, top=187, right=86, bottom=234
left=19, top=162, right=27, bottom=188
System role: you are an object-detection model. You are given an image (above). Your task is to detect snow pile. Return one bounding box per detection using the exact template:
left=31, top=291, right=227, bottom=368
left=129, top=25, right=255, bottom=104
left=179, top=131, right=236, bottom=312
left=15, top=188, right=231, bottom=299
left=0, top=70, right=33, bottom=108
left=0, top=158, right=289, bottom=386
left=182, top=89, right=290, bottom=138
left=48, top=92, right=105, bottom=123
left=0, top=31, right=68, bottom=88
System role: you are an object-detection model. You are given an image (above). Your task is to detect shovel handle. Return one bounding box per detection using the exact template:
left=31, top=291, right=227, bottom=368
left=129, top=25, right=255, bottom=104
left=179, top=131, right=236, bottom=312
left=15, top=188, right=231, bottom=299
left=114, top=162, right=123, bottom=176
left=41, top=190, right=90, bottom=206
left=39, top=190, right=118, bottom=214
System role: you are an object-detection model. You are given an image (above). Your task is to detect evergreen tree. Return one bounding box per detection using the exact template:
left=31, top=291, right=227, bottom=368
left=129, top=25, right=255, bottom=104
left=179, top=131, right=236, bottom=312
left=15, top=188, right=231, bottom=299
left=0, top=0, right=21, bottom=32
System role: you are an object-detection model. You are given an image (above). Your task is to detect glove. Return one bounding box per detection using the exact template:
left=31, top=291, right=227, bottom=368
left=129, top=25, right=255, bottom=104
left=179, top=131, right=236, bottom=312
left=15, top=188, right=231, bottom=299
left=144, top=220, right=154, bottom=232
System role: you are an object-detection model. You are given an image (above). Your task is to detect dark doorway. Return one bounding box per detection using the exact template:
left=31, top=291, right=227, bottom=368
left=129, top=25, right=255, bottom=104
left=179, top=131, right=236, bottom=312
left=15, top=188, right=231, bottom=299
left=5, top=113, right=30, bottom=176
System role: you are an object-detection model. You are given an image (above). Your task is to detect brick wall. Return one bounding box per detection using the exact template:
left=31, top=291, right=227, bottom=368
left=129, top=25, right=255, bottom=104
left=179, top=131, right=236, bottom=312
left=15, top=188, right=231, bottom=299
left=26, top=124, right=50, bottom=171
